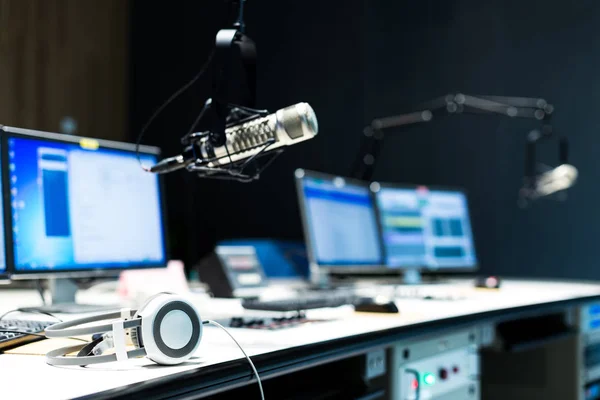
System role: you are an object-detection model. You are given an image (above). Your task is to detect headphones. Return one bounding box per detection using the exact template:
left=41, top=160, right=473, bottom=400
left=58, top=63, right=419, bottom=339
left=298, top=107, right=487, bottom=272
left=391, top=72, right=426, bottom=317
left=45, top=293, right=203, bottom=366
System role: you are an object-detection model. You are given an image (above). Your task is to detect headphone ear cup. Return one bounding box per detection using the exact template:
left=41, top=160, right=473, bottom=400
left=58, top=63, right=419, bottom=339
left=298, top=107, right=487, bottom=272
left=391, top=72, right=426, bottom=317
left=138, top=296, right=203, bottom=365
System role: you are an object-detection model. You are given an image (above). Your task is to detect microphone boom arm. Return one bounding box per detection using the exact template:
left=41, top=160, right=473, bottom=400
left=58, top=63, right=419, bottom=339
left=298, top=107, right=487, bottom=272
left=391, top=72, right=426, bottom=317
left=352, top=93, right=571, bottom=203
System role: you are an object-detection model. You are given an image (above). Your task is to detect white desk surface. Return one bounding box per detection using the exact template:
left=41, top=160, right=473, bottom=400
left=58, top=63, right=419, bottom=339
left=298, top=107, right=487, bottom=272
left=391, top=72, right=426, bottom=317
left=1, top=278, right=600, bottom=399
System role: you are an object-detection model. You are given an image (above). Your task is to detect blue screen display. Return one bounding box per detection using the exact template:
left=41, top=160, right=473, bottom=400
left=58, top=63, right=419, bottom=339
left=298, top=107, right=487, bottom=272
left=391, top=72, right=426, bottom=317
left=9, top=137, right=166, bottom=272
left=375, top=186, right=477, bottom=269
left=300, top=175, right=382, bottom=266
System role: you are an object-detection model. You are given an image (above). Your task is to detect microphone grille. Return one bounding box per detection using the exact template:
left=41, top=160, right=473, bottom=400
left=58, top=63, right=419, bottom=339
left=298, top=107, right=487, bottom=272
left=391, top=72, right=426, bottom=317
left=535, top=164, right=578, bottom=197
left=278, top=103, right=318, bottom=140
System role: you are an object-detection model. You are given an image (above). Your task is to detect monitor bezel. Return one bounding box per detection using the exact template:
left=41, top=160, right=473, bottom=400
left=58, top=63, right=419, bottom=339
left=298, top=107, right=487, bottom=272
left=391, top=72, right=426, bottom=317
left=0, top=130, right=7, bottom=279
left=371, top=181, right=479, bottom=274
left=1, top=125, right=170, bottom=279
left=294, top=168, right=390, bottom=275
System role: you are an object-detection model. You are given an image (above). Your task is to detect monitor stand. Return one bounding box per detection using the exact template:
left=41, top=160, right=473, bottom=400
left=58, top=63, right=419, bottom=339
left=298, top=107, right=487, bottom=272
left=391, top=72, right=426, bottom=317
left=19, top=278, right=119, bottom=314
left=317, top=269, right=448, bottom=289
left=313, top=268, right=424, bottom=289
left=403, top=269, right=422, bottom=285
left=400, top=270, right=451, bottom=285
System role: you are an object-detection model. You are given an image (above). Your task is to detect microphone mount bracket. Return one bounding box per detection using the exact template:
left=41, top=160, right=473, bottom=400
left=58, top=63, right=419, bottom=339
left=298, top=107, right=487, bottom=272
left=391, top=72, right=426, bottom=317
left=186, top=137, right=283, bottom=183
left=180, top=0, right=284, bottom=182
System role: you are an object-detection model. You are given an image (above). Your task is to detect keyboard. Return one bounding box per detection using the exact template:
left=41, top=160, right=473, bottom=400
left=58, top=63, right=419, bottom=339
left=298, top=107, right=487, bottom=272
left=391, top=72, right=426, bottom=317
left=242, top=292, right=359, bottom=312
left=0, top=319, right=54, bottom=352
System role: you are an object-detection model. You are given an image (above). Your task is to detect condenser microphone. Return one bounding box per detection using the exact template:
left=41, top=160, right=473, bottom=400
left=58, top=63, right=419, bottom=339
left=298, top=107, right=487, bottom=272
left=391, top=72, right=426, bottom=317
left=534, top=164, right=578, bottom=197
left=149, top=102, right=318, bottom=174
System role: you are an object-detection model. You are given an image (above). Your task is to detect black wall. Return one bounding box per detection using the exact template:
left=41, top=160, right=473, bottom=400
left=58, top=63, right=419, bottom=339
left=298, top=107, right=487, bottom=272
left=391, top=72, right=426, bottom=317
left=131, top=1, right=600, bottom=279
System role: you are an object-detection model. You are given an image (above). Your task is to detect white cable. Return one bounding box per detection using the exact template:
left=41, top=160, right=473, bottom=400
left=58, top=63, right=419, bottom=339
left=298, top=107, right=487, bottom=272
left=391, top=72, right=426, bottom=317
left=204, top=320, right=265, bottom=400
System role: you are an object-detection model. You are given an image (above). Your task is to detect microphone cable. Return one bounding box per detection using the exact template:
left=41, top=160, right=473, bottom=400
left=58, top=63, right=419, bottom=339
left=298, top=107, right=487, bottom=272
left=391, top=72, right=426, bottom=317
left=135, top=49, right=216, bottom=172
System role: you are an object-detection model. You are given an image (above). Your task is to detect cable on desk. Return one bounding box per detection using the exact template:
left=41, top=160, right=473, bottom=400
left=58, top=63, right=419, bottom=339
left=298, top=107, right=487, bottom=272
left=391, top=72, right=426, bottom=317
left=203, top=320, right=265, bottom=400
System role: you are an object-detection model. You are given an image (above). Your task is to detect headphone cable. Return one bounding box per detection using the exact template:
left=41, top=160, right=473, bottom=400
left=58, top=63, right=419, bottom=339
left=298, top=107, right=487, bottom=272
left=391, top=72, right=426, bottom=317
left=204, top=320, right=264, bottom=400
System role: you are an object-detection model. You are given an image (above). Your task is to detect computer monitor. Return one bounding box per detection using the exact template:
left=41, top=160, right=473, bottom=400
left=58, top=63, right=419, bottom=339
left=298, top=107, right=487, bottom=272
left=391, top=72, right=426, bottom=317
left=371, top=183, right=477, bottom=272
left=1, top=126, right=167, bottom=282
left=295, top=169, right=383, bottom=278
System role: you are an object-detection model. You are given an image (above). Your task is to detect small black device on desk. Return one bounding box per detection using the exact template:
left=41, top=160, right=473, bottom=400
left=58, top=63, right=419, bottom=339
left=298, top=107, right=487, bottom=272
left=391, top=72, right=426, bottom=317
left=241, top=292, right=399, bottom=314
left=242, top=292, right=360, bottom=312
left=0, top=319, right=54, bottom=351
left=354, top=298, right=399, bottom=314
left=198, top=245, right=269, bottom=298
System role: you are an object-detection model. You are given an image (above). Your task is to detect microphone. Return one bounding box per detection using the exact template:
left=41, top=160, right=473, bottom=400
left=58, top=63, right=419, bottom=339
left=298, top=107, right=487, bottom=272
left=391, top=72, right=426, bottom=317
left=520, top=131, right=577, bottom=203
left=534, top=164, right=578, bottom=197
left=149, top=102, right=318, bottom=174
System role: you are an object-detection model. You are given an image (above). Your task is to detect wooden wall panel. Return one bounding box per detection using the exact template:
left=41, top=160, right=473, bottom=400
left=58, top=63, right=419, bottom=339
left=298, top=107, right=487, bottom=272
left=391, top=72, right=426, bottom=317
left=0, top=0, right=129, bottom=141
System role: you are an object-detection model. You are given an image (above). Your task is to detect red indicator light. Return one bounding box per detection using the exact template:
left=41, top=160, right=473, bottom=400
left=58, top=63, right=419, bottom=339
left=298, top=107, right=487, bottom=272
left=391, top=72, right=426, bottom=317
left=411, top=378, right=419, bottom=390
left=453, top=366, right=459, bottom=374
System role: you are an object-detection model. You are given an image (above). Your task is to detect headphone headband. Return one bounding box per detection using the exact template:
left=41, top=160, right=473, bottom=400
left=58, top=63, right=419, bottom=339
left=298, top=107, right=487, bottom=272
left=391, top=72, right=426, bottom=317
left=45, top=309, right=141, bottom=338
left=46, top=344, right=147, bottom=366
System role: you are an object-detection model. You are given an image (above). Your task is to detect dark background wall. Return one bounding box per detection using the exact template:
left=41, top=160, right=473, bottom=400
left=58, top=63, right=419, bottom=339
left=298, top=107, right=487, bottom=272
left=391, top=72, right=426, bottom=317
left=131, top=0, right=600, bottom=279
left=0, top=0, right=129, bottom=141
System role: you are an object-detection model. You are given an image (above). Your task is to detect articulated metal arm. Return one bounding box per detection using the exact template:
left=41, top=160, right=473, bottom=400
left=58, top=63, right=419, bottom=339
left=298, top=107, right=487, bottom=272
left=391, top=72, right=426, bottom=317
left=351, top=93, right=571, bottom=205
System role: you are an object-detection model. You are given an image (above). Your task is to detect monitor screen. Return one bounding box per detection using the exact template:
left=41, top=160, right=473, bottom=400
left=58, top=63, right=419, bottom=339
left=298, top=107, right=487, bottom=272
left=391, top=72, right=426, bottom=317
left=297, top=170, right=382, bottom=266
left=8, top=135, right=167, bottom=273
left=374, top=185, right=477, bottom=270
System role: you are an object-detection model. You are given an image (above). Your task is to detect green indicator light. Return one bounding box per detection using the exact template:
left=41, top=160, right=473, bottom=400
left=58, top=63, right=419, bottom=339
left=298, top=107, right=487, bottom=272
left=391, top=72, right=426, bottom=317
left=424, top=373, right=436, bottom=385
